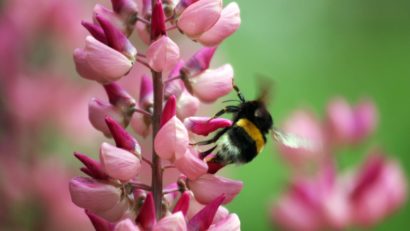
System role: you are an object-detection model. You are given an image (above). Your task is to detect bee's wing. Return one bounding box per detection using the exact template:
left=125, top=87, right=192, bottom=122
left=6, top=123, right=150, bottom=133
left=272, top=128, right=315, bottom=151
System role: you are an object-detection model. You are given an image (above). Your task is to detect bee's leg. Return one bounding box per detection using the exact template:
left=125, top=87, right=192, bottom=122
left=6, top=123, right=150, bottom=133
left=191, top=127, right=229, bottom=146
left=210, top=105, right=239, bottom=119
left=233, top=82, right=246, bottom=103
left=199, top=146, right=216, bottom=159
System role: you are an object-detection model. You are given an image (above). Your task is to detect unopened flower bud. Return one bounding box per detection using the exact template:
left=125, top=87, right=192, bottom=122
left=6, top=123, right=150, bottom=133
left=182, top=47, right=217, bottom=77
left=136, top=193, right=156, bottom=230
left=74, top=152, right=109, bottom=180
left=184, top=116, right=232, bottom=136
left=188, top=194, right=225, bottom=231
left=151, top=0, right=167, bottom=40
left=105, top=116, right=141, bottom=155
left=146, top=36, right=180, bottom=72
left=82, top=21, right=108, bottom=44
left=104, top=83, right=136, bottom=113
left=88, top=98, right=127, bottom=136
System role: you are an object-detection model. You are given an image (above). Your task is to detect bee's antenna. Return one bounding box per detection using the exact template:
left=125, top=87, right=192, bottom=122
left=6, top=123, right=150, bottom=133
left=232, top=80, right=246, bottom=103
left=222, top=99, right=241, bottom=104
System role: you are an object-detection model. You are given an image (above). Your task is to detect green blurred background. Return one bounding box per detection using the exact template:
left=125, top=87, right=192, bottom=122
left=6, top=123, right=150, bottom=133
left=221, top=0, right=410, bottom=230
left=222, top=0, right=410, bottom=230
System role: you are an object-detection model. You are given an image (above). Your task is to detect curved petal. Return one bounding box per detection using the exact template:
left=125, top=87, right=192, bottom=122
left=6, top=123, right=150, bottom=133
left=154, top=116, right=189, bottom=160
left=146, top=36, right=180, bottom=72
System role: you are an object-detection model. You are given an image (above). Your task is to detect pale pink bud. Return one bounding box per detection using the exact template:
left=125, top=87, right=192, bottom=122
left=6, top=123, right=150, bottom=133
left=69, top=177, right=122, bottom=214
left=146, top=36, right=180, bottom=72
left=188, top=174, right=243, bottom=204
left=208, top=213, right=240, bottom=231
left=175, top=148, right=208, bottom=180
left=74, top=36, right=133, bottom=84
left=350, top=154, right=407, bottom=227
left=130, top=112, right=151, bottom=137
left=177, top=0, right=223, bottom=37
left=74, top=152, right=109, bottom=180
left=86, top=211, right=115, bottom=231
left=188, top=194, right=225, bottom=231
left=139, top=74, right=154, bottom=110
left=197, top=2, right=241, bottom=47
left=161, top=95, right=177, bottom=127
left=182, top=47, right=217, bottom=77
left=189, top=64, right=234, bottom=103
left=82, top=21, right=108, bottom=44
left=104, top=82, right=136, bottom=111
left=184, top=116, right=232, bottom=136
left=115, top=219, right=140, bottom=231
left=151, top=0, right=167, bottom=40
left=153, top=212, right=187, bottom=231
left=326, top=98, right=356, bottom=145
left=276, top=110, right=326, bottom=167
left=89, top=98, right=126, bottom=136
left=136, top=193, right=156, bottom=230
left=96, top=15, right=137, bottom=60
left=105, top=116, right=141, bottom=155
left=173, top=191, right=191, bottom=216
left=154, top=116, right=189, bottom=161
left=99, top=142, right=141, bottom=181
left=354, top=99, right=378, bottom=141
left=176, top=91, right=200, bottom=119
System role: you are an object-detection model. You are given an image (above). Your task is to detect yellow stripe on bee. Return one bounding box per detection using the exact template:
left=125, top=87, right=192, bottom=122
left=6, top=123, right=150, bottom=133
left=236, top=118, right=265, bottom=154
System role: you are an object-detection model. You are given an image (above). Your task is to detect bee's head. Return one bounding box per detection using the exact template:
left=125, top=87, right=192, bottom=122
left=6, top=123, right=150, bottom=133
left=242, top=100, right=273, bottom=134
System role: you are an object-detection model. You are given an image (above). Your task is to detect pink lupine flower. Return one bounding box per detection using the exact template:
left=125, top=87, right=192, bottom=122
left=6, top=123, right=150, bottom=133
left=184, top=116, right=232, bottom=136
left=197, top=2, right=241, bottom=47
left=174, top=147, right=208, bottom=180
left=139, top=74, right=154, bottom=110
left=173, top=191, right=191, bottom=215
left=86, top=210, right=115, bottom=231
left=115, top=219, right=140, bottom=231
left=187, top=194, right=225, bottom=230
left=150, top=0, right=167, bottom=40
left=177, top=0, right=223, bottom=37
left=136, top=193, right=156, bottom=230
left=146, top=36, right=180, bottom=72
left=208, top=213, right=240, bottom=231
left=131, top=112, right=152, bottom=137
left=106, top=116, right=141, bottom=154
left=69, top=177, right=128, bottom=221
left=93, top=4, right=129, bottom=36
left=188, top=174, right=243, bottom=205
left=74, top=36, right=134, bottom=83
left=176, top=90, right=200, bottom=119
left=88, top=98, right=126, bottom=136
left=325, top=97, right=378, bottom=146
left=276, top=110, right=326, bottom=167
left=349, top=154, right=407, bottom=227
left=153, top=212, right=187, bottom=231
left=188, top=64, right=234, bottom=103
left=182, top=47, right=218, bottom=77
left=111, top=0, right=139, bottom=28
left=75, top=152, right=109, bottom=180
left=104, top=83, right=137, bottom=113
left=99, top=142, right=142, bottom=181
left=82, top=21, right=109, bottom=44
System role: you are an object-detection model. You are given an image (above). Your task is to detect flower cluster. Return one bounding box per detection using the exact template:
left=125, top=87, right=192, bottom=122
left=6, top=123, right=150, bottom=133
left=70, top=0, right=243, bottom=230
left=271, top=98, right=407, bottom=231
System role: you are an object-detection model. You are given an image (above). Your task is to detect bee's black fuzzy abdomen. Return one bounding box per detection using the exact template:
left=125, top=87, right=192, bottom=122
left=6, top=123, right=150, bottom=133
left=223, top=126, right=258, bottom=163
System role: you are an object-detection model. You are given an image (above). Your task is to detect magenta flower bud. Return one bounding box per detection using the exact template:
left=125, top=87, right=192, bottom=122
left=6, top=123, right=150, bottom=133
left=154, top=116, right=189, bottom=161
left=104, top=82, right=136, bottom=110
left=151, top=0, right=167, bottom=40
left=99, top=142, right=141, bottom=181
left=208, top=213, right=240, bottom=231
left=69, top=177, right=122, bottom=215
left=146, top=36, right=180, bottom=72
left=139, top=74, right=154, bottom=110
left=136, top=193, right=156, bottom=230
left=89, top=98, right=126, bottom=136
left=74, top=152, right=109, bottom=180
left=153, top=212, right=187, bottom=231
left=176, top=91, right=200, bottom=119
left=74, top=36, right=133, bottom=84
left=173, top=191, right=191, bottom=216
left=105, top=116, right=141, bottom=155
left=114, top=219, right=140, bottom=231
left=161, top=95, right=177, bottom=127
left=188, top=194, right=225, bottom=231
left=96, top=15, right=137, bottom=60
left=350, top=153, right=407, bottom=227
left=188, top=64, right=234, bottom=103
left=177, top=0, right=223, bottom=37
left=182, top=47, right=217, bottom=77
left=188, top=174, right=243, bottom=205
left=184, top=116, right=232, bottom=136
left=85, top=210, right=115, bottom=231
left=82, top=21, right=108, bottom=44
left=197, top=2, right=241, bottom=47
left=175, top=148, right=208, bottom=180
left=130, top=112, right=151, bottom=137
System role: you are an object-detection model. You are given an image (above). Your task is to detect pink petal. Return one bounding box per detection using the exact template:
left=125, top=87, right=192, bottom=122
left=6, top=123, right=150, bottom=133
left=208, top=213, right=240, bottom=231
left=176, top=91, right=200, bottom=119
left=184, top=116, right=232, bottom=136
left=189, top=64, right=234, bottom=103
left=325, top=97, right=356, bottom=145
left=177, top=0, right=222, bottom=37
left=136, top=21, right=150, bottom=45
left=99, top=142, right=141, bottom=181
left=115, top=219, right=140, bottom=231
left=165, top=61, right=185, bottom=98
left=103, top=82, right=136, bottom=107
left=105, top=116, right=141, bottom=155
left=130, top=112, right=151, bottom=137
left=154, top=116, right=189, bottom=161
left=175, top=148, right=208, bottom=180
left=161, top=95, right=177, bottom=127
left=69, top=177, right=121, bottom=214
left=197, top=2, right=241, bottom=47
left=151, top=0, right=167, bottom=40
left=136, top=193, right=156, bottom=230
left=188, top=194, right=225, bottom=231
left=139, top=74, right=154, bottom=110
left=93, top=4, right=128, bottom=35
left=153, top=212, right=187, bottom=231
left=81, top=21, right=108, bottom=44
left=74, top=152, right=109, bottom=180
left=173, top=192, right=191, bottom=216
left=188, top=174, right=243, bottom=205
left=85, top=210, right=115, bottom=231
left=146, top=36, right=180, bottom=72
left=354, top=99, right=378, bottom=140
left=89, top=98, right=125, bottom=137
left=182, top=47, right=217, bottom=77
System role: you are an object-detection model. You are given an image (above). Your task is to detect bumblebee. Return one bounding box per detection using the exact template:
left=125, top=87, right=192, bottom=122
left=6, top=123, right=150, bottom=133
left=195, top=84, right=273, bottom=173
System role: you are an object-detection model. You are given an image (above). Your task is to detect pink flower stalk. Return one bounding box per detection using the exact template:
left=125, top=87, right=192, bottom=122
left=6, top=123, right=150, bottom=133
left=71, top=0, right=244, bottom=229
